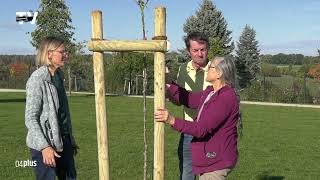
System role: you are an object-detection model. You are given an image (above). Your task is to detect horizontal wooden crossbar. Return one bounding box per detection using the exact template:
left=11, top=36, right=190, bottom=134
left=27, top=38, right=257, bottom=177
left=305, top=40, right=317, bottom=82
left=88, top=40, right=169, bottom=52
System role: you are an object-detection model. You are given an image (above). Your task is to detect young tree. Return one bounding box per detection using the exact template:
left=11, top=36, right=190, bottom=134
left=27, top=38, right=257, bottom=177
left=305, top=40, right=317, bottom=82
left=236, top=25, right=260, bottom=89
left=183, top=0, right=234, bottom=58
left=67, top=41, right=90, bottom=91
left=135, top=1, right=150, bottom=179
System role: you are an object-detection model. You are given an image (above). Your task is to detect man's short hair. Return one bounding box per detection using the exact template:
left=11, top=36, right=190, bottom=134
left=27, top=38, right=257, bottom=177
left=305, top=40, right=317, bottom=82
left=184, top=32, right=209, bottom=51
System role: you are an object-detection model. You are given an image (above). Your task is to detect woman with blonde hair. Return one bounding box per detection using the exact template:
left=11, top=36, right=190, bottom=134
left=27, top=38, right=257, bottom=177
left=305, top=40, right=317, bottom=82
left=155, top=56, right=240, bottom=179
left=25, top=36, right=78, bottom=180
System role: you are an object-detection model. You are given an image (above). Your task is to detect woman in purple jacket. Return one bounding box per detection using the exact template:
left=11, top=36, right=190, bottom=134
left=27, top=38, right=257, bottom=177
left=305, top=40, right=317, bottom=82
left=155, top=56, right=240, bottom=179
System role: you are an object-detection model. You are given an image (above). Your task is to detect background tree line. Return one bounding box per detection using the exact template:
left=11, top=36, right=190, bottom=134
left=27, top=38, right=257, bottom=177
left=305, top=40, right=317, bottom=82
left=0, top=52, right=180, bottom=95
left=261, top=53, right=320, bottom=65
left=1, top=0, right=320, bottom=104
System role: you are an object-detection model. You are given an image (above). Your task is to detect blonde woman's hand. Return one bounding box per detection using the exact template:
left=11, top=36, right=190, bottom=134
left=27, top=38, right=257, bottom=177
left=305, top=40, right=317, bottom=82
left=41, top=146, right=61, bottom=167
left=154, top=108, right=175, bottom=125
left=71, top=135, right=80, bottom=156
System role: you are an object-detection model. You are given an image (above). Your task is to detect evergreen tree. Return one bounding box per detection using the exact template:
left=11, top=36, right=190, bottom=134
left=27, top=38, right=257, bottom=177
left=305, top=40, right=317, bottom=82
left=183, top=0, right=234, bottom=58
left=236, top=25, right=260, bottom=89
left=29, top=0, right=75, bottom=50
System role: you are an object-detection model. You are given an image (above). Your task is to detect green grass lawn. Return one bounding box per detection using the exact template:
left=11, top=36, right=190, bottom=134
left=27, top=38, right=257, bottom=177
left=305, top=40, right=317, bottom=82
left=1, top=92, right=320, bottom=180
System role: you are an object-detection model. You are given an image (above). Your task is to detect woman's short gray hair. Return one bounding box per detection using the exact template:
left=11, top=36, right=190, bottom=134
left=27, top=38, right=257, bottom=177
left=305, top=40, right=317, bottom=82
left=212, top=56, right=236, bottom=87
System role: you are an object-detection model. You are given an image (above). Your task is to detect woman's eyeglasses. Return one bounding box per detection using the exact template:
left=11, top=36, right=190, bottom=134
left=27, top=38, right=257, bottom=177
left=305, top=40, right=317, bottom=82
left=55, top=50, right=68, bottom=56
left=205, top=65, right=216, bottom=72
left=50, top=50, right=68, bottom=56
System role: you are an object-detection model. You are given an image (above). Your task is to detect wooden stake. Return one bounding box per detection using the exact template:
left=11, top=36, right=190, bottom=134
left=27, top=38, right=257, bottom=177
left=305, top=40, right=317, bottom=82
left=153, top=6, right=166, bottom=180
left=88, top=40, right=168, bottom=52
left=89, top=7, right=168, bottom=179
left=91, top=10, right=110, bottom=180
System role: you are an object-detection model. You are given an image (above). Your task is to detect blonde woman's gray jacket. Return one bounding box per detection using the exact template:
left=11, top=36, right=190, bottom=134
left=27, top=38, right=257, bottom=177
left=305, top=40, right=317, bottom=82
left=25, top=66, right=64, bottom=152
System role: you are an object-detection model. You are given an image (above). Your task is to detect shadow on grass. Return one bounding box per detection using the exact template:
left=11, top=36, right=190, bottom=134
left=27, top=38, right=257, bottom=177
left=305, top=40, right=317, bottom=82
left=256, top=171, right=285, bottom=180
left=258, top=176, right=285, bottom=180
left=257, top=174, right=285, bottom=180
left=0, top=98, right=26, bottom=103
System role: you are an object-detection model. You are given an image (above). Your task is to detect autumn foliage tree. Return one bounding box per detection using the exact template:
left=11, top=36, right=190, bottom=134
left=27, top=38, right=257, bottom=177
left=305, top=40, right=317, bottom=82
left=9, top=62, right=27, bottom=88
left=308, top=64, right=320, bottom=81
left=10, top=62, right=27, bottom=77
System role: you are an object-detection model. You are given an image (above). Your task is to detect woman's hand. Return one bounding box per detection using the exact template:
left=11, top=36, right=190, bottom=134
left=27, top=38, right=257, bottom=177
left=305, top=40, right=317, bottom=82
left=165, top=66, right=173, bottom=87
left=41, top=146, right=61, bottom=167
left=71, top=135, right=80, bottom=156
left=154, top=108, right=175, bottom=125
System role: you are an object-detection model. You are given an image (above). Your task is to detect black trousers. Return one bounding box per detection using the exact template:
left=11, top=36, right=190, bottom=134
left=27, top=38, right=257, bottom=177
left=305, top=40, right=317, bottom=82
left=30, top=135, right=77, bottom=180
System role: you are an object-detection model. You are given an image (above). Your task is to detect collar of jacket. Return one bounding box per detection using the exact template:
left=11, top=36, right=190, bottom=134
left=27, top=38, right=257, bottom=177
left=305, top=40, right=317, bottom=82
left=38, top=66, right=63, bottom=83
left=210, top=84, right=232, bottom=97
left=186, top=60, right=209, bottom=73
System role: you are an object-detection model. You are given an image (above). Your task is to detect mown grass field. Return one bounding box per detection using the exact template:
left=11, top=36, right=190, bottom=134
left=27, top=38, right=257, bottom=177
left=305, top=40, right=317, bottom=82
left=0, top=92, right=320, bottom=180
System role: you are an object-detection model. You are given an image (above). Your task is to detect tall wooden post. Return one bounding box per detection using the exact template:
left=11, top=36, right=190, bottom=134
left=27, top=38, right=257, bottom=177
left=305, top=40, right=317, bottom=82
left=68, top=67, right=71, bottom=96
left=91, top=11, right=110, bottom=180
left=74, top=76, right=77, bottom=92
left=153, top=6, right=166, bottom=180
left=123, top=79, right=127, bottom=94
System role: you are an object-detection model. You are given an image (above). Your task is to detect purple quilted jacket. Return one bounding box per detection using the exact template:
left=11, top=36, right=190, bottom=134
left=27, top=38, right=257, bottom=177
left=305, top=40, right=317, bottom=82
left=168, top=83, right=239, bottom=174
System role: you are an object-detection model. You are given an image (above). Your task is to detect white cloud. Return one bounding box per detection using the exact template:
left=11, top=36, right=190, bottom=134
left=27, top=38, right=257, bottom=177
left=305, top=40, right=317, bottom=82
left=261, top=39, right=320, bottom=56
